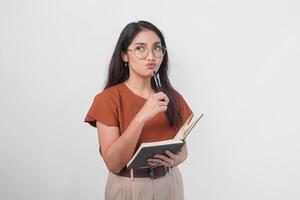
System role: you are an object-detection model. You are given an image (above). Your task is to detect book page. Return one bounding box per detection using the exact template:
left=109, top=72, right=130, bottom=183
left=182, top=113, right=203, bottom=140
left=174, top=113, right=194, bottom=140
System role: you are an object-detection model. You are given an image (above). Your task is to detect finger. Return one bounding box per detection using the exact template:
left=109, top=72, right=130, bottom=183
left=147, top=161, right=159, bottom=166
left=150, top=158, right=171, bottom=167
left=148, top=158, right=167, bottom=164
left=154, top=154, right=173, bottom=165
left=158, top=105, right=168, bottom=112
left=148, top=162, right=164, bottom=168
left=165, top=150, right=176, bottom=159
left=161, top=94, right=169, bottom=103
left=158, top=101, right=169, bottom=106
left=155, top=91, right=165, bottom=96
left=152, top=92, right=164, bottom=98
left=155, top=92, right=169, bottom=102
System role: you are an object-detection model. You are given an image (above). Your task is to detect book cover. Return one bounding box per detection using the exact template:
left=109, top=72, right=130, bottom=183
left=127, top=113, right=203, bottom=169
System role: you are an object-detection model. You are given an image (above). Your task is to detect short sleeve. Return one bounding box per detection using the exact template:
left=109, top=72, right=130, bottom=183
left=84, top=93, right=119, bottom=128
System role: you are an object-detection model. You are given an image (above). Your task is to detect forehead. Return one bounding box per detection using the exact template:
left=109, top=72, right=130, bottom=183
left=131, top=29, right=161, bottom=45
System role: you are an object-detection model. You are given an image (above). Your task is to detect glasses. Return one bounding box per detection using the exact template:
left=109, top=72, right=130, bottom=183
left=127, top=44, right=167, bottom=59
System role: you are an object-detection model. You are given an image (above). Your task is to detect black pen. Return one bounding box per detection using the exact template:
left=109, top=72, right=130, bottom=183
left=153, top=70, right=162, bottom=92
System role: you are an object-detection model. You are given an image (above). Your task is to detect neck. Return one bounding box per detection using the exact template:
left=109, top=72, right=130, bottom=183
left=125, top=75, right=154, bottom=98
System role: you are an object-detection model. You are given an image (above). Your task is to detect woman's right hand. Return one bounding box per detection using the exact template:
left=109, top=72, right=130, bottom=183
left=135, top=92, right=169, bottom=123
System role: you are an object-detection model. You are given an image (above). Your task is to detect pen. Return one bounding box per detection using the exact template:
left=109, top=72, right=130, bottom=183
left=153, top=70, right=162, bottom=92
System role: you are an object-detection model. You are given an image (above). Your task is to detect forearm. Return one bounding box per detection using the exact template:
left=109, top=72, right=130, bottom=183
left=103, top=115, right=146, bottom=173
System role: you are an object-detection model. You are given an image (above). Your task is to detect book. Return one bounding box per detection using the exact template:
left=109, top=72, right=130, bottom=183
left=126, top=113, right=204, bottom=169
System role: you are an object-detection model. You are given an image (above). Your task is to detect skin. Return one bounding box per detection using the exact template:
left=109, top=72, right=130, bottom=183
left=96, top=29, right=187, bottom=173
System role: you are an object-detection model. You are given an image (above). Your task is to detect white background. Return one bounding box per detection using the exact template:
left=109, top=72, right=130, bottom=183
left=1, top=0, right=300, bottom=199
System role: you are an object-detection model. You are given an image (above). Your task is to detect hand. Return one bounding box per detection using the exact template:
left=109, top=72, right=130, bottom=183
left=147, top=143, right=188, bottom=167
left=136, top=92, right=169, bottom=123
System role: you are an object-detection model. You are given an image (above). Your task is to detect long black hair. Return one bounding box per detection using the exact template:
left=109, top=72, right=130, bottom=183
left=103, top=20, right=183, bottom=129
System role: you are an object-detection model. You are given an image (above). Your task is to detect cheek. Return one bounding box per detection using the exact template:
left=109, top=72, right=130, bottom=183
left=130, top=59, right=144, bottom=71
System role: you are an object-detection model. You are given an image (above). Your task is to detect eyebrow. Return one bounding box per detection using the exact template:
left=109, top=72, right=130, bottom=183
left=134, top=42, right=161, bottom=45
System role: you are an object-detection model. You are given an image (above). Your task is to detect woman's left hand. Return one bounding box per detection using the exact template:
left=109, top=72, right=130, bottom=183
left=147, top=143, right=188, bottom=167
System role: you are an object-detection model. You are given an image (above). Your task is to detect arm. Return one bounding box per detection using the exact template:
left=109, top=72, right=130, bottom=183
left=96, top=92, right=169, bottom=173
left=96, top=115, right=145, bottom=173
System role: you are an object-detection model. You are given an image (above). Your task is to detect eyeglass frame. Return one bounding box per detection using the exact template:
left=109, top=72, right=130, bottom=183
left=126, top=44, right=167, bottom=59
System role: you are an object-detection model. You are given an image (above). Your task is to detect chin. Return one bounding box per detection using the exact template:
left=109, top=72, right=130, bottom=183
left=139, top=71, right=154, bottom=78
left=133, top=68, right=156, bottom=78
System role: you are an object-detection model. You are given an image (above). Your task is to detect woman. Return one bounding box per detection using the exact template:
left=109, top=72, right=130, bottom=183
left=84, top=20, right=193, bottom=200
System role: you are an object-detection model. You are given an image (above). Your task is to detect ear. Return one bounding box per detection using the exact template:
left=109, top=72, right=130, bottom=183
left=121, top=51, right=128, bottom=62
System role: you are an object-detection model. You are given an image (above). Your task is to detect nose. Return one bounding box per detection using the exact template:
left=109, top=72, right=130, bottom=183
left=146, top=49, right=155, bottom=61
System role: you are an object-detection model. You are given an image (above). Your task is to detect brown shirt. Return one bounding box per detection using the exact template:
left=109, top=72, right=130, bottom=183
left=84, top=82, right=193, bottom=153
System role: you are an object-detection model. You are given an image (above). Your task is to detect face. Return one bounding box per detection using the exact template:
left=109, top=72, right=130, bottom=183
left=122, top=29, right=165, bottom=78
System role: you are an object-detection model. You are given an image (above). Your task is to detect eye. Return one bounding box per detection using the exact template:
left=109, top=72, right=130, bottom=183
left=135, top=45, right=146, bottom=52
left=153, top=45, right=163, bottom=52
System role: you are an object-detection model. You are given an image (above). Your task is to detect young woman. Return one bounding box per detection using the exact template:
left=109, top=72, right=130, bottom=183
left=84, top=21, right=193, bottom=200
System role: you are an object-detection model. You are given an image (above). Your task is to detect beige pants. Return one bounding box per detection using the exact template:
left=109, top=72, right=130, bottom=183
left=105, top=166, right=184, bottom=200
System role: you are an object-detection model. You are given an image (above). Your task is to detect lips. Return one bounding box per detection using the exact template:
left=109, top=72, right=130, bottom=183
left=146, top=63, right=156, bottom=69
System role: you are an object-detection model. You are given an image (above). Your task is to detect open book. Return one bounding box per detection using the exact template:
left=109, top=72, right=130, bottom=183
left=127, top=113, right=204, bottom=169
